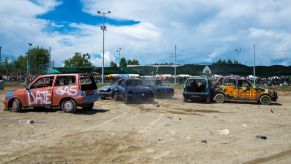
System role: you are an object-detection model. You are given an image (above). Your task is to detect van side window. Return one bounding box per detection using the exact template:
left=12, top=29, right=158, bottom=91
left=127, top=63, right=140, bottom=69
left=55, top=76, right=76, bottom=86
left=31, top=76, right=54, bottom=89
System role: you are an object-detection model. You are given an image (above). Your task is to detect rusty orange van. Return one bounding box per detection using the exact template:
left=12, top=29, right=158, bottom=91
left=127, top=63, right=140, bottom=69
left=4, top=74, right=99, bottom=113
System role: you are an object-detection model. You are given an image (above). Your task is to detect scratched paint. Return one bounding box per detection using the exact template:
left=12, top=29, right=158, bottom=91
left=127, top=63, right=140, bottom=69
left=28, top=90, right=52, bottom=105
left=56, top=86, right=78, bottom=96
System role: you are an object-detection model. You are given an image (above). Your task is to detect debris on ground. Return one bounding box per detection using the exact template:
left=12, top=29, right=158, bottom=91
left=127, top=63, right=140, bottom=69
left=26, top=120, right=35, bottom=124
left=156, top=104, right=160, bottom=107
left=242, top=124, right=247, bottom=127
left=256, top=135, right=267, bottom=140
left=201, top=140, right=208, bottom=144
left=218, top=129, right=230, bottom=135
left=271, top=109, right=274, bottom=113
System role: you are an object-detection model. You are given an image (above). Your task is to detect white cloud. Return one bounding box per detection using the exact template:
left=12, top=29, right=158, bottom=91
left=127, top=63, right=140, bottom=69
left=90, top=51, right=116, bottom=67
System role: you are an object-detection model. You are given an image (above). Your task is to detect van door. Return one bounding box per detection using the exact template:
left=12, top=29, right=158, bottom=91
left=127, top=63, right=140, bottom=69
left=52, top=75, right=78, bottom=106
left=26, top=76, right=54, bottom=107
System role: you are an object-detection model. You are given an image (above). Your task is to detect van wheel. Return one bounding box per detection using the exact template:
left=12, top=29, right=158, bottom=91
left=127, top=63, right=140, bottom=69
left=61, top=99, right=76, bottom=113
left=214, top=93, right=224, bottom=103
left=83, top=103, right=94, bottom=111
left=260, top=95, right=271, bottom=105
left=11, top=99, right=22, bottom=112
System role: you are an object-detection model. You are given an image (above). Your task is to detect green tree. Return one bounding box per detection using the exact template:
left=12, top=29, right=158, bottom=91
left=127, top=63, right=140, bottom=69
left=28, top=47, right=50, bottom=74
left=227, top=59, right=233, bottom=64
left=127, top=59, right=139, bottom=65
left=110, top=61, right=117, bottom=67
left=64, top=52, right=92, bottom=67
left=119, top=57, right=127, bottom=67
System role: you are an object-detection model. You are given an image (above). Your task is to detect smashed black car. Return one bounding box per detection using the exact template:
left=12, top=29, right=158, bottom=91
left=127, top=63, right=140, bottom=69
left=183, top=76, right=212, bottom=103
left=142, top=79, right=174, bottom=98
left=98, top=83, right=117, bottom=100
left=113, top=78, right=154, bottom=104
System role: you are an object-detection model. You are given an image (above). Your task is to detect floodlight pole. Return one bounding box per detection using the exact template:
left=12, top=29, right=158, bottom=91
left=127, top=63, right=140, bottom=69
left=235, top=48, right=242, bottom=63
left=26, top=43, right=32, bottom=84
left=0, top=46, right=2, bottom=65
left=253, top=44, right=256, bottom=84
left=98, top=10, right=111, bottom=84
left=116, top=48, right=121, bottom=67
left=174, top=45, right=177, bottom=84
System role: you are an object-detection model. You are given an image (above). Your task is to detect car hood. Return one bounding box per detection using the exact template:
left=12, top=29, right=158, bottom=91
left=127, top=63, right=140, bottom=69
left=99, top=85, right=115, bottom=91
left=5, top=89, right=26, bottom=100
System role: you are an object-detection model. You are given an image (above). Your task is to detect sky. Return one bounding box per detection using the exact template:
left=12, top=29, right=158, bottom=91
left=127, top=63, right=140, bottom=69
left=0, top=0, right=291, bottom=66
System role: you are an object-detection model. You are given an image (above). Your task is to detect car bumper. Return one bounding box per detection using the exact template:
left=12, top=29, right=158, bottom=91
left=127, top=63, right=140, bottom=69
left=99, top=91, right=112, bottom=97
left=127, top=93, right=154, bottom=102
left=75, top=93, right=100, bottom=105
left=154, top=91, right=174, bottom=98
left=183, top=92, right=210, bottom=100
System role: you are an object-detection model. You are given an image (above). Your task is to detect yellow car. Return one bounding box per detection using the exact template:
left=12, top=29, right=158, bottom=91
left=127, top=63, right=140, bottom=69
left=212, top=77, right=278, bottom=105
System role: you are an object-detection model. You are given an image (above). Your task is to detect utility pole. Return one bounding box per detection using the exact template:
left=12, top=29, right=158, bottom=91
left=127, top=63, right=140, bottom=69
left=48, top=47, right=51, bottom=73
left=253, top=44, right=256, bottom=84
left=116, top=48, right=121, bottom=67
left=97, top=10, right=111, bottom=84
left=174, top=45, right=177, bottom=85
left=0, top=46, right=2, bottom=65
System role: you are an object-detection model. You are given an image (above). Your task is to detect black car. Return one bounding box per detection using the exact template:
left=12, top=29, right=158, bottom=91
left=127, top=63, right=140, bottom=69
left=143, top=79, right=174, bottom=98
left=114, top=78, right=154, bottom=104
left=98, top=83, right=117, bottom=100
left=183, top=76, right=212, bottom=103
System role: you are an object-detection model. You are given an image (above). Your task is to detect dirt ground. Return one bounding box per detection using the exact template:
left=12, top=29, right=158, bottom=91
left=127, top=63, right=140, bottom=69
left=1, top=87, right=291, bottom=164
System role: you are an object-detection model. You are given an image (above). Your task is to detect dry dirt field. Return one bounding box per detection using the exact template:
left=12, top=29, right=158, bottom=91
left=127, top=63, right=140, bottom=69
left=1, top=87, right=291, bottom=164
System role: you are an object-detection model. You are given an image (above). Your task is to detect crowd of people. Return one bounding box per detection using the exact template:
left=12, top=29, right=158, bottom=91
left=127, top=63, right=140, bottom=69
left=0, top=73, right=290, bottom=86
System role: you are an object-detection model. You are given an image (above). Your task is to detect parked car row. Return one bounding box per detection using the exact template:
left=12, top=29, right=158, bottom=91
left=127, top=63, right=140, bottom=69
left=3, top=74, right=278, bottom=113
left=99, top=78, right=175, bottom=104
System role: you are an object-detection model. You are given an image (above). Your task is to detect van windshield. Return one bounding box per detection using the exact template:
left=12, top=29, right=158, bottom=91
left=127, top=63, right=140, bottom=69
left=185, top=79, right=208, bottom=93
left=80, top=75, right=97, bottom=91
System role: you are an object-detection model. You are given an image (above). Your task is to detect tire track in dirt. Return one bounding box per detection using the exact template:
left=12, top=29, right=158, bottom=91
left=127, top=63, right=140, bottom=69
left=138, top=114, right=164, bottom=134
left=81, top=112, right=128, bottom=132
left=243, top=148, right=291, bottom=164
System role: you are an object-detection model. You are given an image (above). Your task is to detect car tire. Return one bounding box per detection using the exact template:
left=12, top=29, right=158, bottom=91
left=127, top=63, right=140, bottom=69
left=61, top=99, right=77, bottom=113
left=259, top=95, right=271, bottom=105
left=214, top=93, right=224, bottom=103
left=100, top=95, right=106, bottom=100
left=114, top=93, right=119, bottom=101
left=11, top=99, right=22, bottom=112
left=83, top=103, right=94, bottom=111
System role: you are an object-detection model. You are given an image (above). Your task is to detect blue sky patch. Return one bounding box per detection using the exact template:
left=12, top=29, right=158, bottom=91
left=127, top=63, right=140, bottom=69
left=37, top=0, right=140, bottom=33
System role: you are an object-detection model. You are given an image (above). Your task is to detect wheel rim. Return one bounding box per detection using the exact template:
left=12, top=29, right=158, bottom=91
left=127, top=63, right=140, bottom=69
left=216, top=95, right=224, bottom=103
left=261, top=96, right=270, bottom=104
left=64, top=101, right=73, bottom=112
left=12, top=100, right=19, bottom=110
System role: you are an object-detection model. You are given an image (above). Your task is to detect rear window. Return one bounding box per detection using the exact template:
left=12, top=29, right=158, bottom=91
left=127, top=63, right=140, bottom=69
left=126, top=79, right=142, bottom=86
left=55, top=76, right=76, bottom=86
left=80, top=75, right=97, bottom=90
